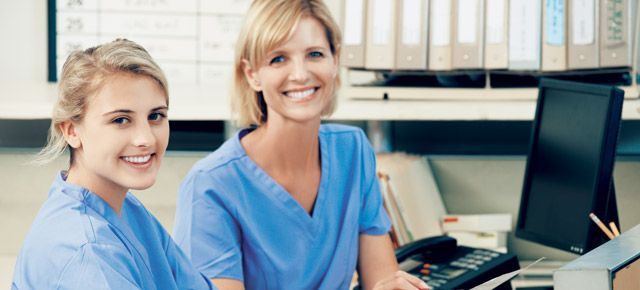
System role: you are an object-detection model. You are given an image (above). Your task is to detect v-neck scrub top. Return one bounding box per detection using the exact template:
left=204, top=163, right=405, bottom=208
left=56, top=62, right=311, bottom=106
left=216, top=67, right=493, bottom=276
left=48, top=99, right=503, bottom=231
left=173, top=124, right=391, bottom=289
left=12, top=172, right=214, bottom=290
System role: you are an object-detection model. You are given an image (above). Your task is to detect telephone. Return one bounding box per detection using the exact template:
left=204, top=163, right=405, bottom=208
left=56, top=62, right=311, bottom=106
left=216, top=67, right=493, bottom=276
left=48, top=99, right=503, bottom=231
left=395, top=236, right=520, bottom=290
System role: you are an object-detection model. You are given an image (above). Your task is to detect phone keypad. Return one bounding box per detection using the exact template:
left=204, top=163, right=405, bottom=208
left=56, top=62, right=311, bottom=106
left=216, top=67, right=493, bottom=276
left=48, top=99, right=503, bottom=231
left=414, top=249, right=502, bottom=289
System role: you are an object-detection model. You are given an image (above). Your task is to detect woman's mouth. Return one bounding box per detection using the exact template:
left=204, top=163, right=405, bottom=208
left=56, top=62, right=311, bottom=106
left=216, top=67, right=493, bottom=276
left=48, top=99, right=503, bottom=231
left=284, top=87, right=318, bottom=100
left=121, top=154, right=154, bottom=168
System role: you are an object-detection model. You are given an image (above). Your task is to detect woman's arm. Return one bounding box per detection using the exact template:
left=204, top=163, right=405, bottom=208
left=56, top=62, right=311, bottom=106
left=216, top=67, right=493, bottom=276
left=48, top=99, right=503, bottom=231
left=358, top=234, right=430, bottom=290
left=211, top=278, right=245, bottom=290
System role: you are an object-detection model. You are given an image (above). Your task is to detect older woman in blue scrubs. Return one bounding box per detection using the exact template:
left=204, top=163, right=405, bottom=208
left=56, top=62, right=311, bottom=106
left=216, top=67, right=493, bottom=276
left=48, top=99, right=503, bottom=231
left=172, top=1, right=429, bottom=289
left=12, top=40, right=214, bottom=290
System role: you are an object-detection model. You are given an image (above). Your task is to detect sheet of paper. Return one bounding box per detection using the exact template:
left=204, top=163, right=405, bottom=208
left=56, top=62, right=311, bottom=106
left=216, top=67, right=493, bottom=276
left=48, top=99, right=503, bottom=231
left=470, top=257, right=546, bottom=290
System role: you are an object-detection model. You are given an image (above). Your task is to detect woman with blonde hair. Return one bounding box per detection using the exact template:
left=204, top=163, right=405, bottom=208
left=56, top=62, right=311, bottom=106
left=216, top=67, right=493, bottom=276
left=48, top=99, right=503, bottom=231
left=173, top=1, right=429, bottom=289
left=12, top=39, right=213, bottom=290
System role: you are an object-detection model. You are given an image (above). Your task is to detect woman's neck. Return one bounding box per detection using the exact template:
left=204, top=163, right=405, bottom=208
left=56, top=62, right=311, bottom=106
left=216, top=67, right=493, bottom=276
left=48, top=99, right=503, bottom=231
left=66, top=166, right=127, bottom=215
left=242, top=119, right=321, bottom=174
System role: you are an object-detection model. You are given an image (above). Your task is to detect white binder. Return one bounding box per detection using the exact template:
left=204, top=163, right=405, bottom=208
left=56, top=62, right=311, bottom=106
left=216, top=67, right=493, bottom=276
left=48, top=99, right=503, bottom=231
left=428, top=0, right=453, bottom=70
left=395, top=0, right=429, bottom=70
left=484, top=0, right=509, bottom=69
left=599, top=0, right=633, bottom=68
left=341, top=0, right=367, bottom=68
left=365, top=0, right=397, bottom=69
left=453, top=0, right=484, bottom=69
left=542, top=0, right=568, bottom=71
left=568, top=0, right=599, bottom=69
left=509, top=0, right=542, bottom=70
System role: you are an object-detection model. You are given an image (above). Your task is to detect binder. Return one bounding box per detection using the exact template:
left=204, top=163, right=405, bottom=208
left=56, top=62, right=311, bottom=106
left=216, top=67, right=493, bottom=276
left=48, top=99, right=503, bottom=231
left=542, top=0, right=568, bottom=71
left=452, top=0, right=484, bottom=69
left=568, top=0, right=599, bottom=69
left=509, top=0, right=542, bottom=70
left=428, top=0, right=453, bottom=70
left=484, top=0, right=509, bottom=69
left=599, top=0, right=633, bottom=67
left=365, top=0, right=397, bottom=69
left=395, top=0, right=429, bottom=70
left=341, top=0, right=367, bottom=68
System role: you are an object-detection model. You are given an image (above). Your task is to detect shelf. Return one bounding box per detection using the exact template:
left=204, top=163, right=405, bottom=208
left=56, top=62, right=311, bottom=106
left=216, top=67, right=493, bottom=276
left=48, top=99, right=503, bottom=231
left=3, top=82, right=640, bottom=121
left=343, top=85, right=640, bottom=101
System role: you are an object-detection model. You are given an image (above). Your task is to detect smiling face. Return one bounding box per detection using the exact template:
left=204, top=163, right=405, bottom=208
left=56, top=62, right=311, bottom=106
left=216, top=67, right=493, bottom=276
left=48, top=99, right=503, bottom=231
left=63, top=73, right=169, bottom=196
left=243, top=16, right=339, bottom=126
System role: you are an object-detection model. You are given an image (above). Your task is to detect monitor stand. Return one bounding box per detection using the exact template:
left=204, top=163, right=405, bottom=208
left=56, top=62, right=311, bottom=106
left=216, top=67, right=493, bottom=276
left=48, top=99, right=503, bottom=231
left=592, top=180, right=620, bottom=249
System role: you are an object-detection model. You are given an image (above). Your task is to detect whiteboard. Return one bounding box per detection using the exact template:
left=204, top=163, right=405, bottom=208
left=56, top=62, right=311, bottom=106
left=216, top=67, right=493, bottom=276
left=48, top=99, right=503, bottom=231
left=50, top=0, right=252, bottom=86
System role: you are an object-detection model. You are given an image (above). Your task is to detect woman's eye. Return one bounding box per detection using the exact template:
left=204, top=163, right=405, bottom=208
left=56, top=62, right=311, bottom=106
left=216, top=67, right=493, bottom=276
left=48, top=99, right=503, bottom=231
left=309, top=51, right=324, bottom=58
left=112, top=117, right=130, bottom=125
left=270, top=55, right=285, bottom=64
left=149, top=112, right=166, bottom=121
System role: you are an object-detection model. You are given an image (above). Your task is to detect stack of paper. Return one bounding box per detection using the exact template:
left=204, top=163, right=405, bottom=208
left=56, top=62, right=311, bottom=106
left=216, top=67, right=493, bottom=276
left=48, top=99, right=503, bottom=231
left=442, top=213, right=512, bottom=253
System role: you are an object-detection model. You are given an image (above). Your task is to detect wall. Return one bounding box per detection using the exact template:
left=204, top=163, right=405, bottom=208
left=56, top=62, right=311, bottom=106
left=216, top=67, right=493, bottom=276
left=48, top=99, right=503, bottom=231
left=0, top=0, right=47, bottom=83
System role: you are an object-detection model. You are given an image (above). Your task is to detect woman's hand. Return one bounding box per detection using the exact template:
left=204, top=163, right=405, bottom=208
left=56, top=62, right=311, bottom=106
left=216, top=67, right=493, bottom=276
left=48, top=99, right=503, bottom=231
left=372, top=270, right=430, bottom=290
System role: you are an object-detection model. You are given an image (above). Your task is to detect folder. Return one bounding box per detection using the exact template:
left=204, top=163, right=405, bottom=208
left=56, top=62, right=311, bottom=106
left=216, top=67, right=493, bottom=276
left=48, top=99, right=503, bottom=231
left=428, top=0, right=453, bottom=70
left=395, top=0, right=429, bottom=70
left=484, top=0, right=509, bottom=69
left=341, top=0, right=367, bottom=68
left=599, top=0, right=633, bottom=68
left=452, top=0, right=484, bottom=69
left=568, top=0, right=599, bottom=69
left=365, top=0, right=397, bottom=69
left=509, top=0, right=542, bottom=70
left=542, top=0, right=568, bottom=71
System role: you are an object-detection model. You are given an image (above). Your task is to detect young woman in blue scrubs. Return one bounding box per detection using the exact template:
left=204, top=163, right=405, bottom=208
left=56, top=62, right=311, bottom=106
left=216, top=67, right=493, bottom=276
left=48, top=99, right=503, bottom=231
left=12, top=40, right=214, bottom=290
left=172, top=1, right=429, bottom=289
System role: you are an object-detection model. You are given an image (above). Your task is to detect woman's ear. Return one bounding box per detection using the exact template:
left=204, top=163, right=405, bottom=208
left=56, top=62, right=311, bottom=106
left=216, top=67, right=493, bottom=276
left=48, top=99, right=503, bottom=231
left=59, top=121, right=82, bottom=149
left=242, top=59, right=262, bottom=91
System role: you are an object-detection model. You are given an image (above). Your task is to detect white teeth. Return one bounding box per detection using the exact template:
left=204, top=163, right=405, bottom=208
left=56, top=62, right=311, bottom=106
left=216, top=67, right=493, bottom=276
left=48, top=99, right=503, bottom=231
left=285, top=88, right=315, bottom=99
left=122, top=155, right=151, bottom=164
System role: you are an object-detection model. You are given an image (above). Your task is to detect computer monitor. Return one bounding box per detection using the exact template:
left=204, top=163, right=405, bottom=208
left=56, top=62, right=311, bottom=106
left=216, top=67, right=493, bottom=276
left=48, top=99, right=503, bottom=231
left=515, top=78, right=624, bottom=255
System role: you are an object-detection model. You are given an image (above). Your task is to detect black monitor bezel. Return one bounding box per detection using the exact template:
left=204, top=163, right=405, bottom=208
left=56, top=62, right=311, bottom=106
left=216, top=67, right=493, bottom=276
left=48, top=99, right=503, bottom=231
left=515, top=78, right=624, bottom=255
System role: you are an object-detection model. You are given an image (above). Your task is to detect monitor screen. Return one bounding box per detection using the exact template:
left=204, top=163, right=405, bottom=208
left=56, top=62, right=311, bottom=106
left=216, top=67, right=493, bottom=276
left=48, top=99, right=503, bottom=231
left=516, top=78, right=624, bottom=255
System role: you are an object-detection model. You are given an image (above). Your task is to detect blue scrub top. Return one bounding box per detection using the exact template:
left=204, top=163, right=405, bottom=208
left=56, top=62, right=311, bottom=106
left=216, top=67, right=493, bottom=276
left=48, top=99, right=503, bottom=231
left=173, top=124, right=391, bottom=289
left=12, top=172, right=214, bottom=290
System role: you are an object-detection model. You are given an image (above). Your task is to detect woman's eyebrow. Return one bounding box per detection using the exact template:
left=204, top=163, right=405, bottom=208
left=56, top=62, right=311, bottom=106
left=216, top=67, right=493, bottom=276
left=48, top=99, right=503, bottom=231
left=102, top=109, right=133, bottom=116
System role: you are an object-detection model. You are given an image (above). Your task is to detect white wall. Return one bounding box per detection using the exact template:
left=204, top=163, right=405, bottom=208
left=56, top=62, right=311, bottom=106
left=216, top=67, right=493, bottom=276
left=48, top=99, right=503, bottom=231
left=0, top=0, right=48, bottom=82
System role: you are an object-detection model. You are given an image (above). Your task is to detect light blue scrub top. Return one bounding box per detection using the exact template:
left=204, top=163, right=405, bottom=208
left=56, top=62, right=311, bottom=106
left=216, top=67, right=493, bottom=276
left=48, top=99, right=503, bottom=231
left=173, top=124, right=391, bottom=289
left=12, top=172, right=214, bottom=290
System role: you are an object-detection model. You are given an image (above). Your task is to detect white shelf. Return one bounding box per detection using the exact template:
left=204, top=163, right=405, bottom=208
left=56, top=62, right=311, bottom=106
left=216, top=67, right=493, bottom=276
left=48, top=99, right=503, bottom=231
left=2, top=82, right=640, bottom=121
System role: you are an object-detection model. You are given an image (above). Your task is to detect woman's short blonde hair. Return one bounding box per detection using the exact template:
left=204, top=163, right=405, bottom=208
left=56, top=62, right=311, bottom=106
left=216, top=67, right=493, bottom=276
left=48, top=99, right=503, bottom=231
left=34, top=39, right=168, bottom=165
left=232, top=0, right=342, bottom=128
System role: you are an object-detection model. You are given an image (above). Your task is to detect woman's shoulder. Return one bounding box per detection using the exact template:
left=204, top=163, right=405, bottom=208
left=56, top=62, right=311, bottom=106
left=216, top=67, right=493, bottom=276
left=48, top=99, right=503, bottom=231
left=320, top=123, right=365, bottom=136
left=190, top=134, right=246, bottom=174
left=319, top=123, right=370, bottom=150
